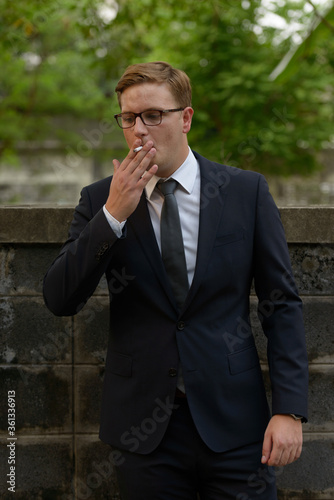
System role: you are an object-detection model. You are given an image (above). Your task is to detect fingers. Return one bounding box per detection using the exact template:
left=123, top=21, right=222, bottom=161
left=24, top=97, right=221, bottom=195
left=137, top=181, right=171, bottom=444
left=112, top=159, right=121, bottom=171
left=129, top=141, right=158, bottom=185
left=261, top=433, right=272, bottom=465
left=139, top=163, right=158, bottom=184
left=117, top=140, right=156, bottom=176
left=266, top=444, right=301, bottom=467
left=268, top=436, right=302, bottom=466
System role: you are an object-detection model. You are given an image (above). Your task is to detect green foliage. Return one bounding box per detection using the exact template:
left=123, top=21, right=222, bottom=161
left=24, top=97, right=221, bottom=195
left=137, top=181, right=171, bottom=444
left=0, top=0, right=334, bottom=175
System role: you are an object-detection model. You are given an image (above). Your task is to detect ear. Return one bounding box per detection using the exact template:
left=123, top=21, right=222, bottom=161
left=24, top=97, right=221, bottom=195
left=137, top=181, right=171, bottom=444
left=182, top=107, right=194, bottom=134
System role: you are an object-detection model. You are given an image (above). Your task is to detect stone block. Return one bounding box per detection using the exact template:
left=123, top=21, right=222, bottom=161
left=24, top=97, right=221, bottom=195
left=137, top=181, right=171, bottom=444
left=0, top=248, right=15, bottom=296
left=0, top=207, right=74, bottom=244
left=1, top=207, right=333, bottom=245
left=280, top=207, right=334, bottom=244
left=252, top=296, right=334, bottom=364
left=0, top=296, right=72, bottom=364
left=0, top=436, right=73, bottom=499
left=302, top=297, right=334, bottom=363
left=74, top=297, right=109, bottom=364
left=75, top=435, right=121, bottom=500
left=289, top=244, right=334, bottom=296
left=0, top=245, right=62, bottom=296
left=0, top=365, right=72, bottom=434
left=305, top=367, right=334, bottom=432
left=75, top=366, right=104, bottom=433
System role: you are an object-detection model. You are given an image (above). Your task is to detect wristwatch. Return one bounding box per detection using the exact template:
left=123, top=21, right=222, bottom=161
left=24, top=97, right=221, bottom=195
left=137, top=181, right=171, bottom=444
left=290, top=414, right=303, bottom=421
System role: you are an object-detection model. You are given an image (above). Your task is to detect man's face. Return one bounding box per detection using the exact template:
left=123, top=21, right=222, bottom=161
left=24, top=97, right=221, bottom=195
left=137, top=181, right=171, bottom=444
left=120, top=82, right=193, bottom=178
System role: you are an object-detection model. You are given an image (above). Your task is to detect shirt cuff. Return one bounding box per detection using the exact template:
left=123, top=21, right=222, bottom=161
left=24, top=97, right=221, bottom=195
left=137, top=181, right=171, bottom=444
left=103, top=205, right=126, bottom=238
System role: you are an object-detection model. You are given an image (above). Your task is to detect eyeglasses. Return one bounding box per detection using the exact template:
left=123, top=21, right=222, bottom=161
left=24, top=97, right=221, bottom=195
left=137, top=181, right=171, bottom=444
left=114, top=108, right=185, bottom=129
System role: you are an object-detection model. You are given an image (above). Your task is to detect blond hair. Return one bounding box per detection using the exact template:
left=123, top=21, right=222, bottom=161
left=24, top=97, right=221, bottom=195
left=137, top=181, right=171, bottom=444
left=115, top=61, right=192, bottom=109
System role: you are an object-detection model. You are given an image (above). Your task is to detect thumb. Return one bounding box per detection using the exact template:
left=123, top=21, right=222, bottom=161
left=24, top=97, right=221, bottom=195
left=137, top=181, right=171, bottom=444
left=261, top=431, right=273, bottom=464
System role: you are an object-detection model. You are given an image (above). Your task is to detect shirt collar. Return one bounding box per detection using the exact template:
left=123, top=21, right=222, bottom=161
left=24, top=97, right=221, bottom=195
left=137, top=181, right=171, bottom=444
left=146, top=147, right=198, bottom=200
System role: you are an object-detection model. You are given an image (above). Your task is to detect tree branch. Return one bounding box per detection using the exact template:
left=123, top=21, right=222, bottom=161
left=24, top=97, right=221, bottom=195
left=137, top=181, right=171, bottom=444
left=307, top=0, right=334, bottom=33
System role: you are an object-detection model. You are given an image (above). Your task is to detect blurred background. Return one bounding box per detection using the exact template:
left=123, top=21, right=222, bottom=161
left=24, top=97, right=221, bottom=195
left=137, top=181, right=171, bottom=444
left=1, top=0, right=334, bottom=207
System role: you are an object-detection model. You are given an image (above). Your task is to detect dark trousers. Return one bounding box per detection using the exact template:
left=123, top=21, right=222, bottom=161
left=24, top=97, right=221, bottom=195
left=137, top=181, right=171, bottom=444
left=114, top=397, right=278, bottom=500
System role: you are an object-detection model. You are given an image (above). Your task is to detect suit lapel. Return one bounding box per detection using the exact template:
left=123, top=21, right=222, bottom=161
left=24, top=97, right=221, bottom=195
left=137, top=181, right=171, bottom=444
left=184, top=154, right=228, bottom=308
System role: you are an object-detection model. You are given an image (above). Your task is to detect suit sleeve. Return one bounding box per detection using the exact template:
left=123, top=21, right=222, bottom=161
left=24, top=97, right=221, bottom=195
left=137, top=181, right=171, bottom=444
left=253, top=175, right=308, bottom=421
left=43, top=186, right=121, bottom=316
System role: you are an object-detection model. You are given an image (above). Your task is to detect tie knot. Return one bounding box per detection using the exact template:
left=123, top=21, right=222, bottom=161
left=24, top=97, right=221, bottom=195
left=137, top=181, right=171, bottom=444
left=158, top=179, right=178, bottom=197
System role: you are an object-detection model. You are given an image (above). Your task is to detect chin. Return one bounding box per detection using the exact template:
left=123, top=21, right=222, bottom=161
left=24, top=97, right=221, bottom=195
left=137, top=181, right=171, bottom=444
left=155, top=160, right=173, bottom=178
left=155, top=167, right=169, bottom=179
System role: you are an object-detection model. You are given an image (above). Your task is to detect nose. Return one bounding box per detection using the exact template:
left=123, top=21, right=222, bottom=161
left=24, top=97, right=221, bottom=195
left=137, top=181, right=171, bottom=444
left=133, top=116, right=148, bottom=136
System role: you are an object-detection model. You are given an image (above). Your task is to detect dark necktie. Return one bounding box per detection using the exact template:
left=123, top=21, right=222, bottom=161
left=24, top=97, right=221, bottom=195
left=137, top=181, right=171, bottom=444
left=158, top=179, right=189, bottom=309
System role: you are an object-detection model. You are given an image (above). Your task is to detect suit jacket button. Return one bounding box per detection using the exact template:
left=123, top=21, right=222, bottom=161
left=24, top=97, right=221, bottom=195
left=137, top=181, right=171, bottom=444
left=177, top=321, right=185, bottom=331
left=169, top=368, right=177, bottom=377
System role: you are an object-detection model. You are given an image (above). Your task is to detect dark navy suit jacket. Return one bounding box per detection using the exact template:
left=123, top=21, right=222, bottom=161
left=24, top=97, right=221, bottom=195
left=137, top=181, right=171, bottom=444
left=43, top=151, right=308, bottom=454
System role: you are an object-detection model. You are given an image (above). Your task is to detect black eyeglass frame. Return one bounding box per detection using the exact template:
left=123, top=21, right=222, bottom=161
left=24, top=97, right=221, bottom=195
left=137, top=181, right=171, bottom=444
left=114, top=108, right=185, bottom=129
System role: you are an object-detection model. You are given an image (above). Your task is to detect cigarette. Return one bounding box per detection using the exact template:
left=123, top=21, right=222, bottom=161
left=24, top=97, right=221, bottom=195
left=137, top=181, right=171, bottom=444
left=133, top=146, right=143, bottom=153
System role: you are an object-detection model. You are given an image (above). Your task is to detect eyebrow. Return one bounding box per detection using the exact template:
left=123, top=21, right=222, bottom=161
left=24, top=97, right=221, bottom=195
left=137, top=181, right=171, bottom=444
left=120, top=108, right=165, bottom=114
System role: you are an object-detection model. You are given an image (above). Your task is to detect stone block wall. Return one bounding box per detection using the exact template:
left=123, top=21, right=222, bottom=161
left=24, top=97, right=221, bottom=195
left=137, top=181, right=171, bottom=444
left=0, top=206, right=333, bottom=499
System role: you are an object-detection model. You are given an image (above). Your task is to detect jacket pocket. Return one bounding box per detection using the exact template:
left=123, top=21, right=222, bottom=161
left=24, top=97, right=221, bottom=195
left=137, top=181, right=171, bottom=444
left=107, top=352, right=132, bottom=377
left=214, top=231, right=244, bottom=247
left=228, top=345, right=259, bottom=375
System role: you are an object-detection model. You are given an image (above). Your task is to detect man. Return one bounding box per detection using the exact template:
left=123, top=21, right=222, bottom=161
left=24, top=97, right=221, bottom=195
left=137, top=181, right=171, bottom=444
left=43, top=61, right=308, bottom=499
